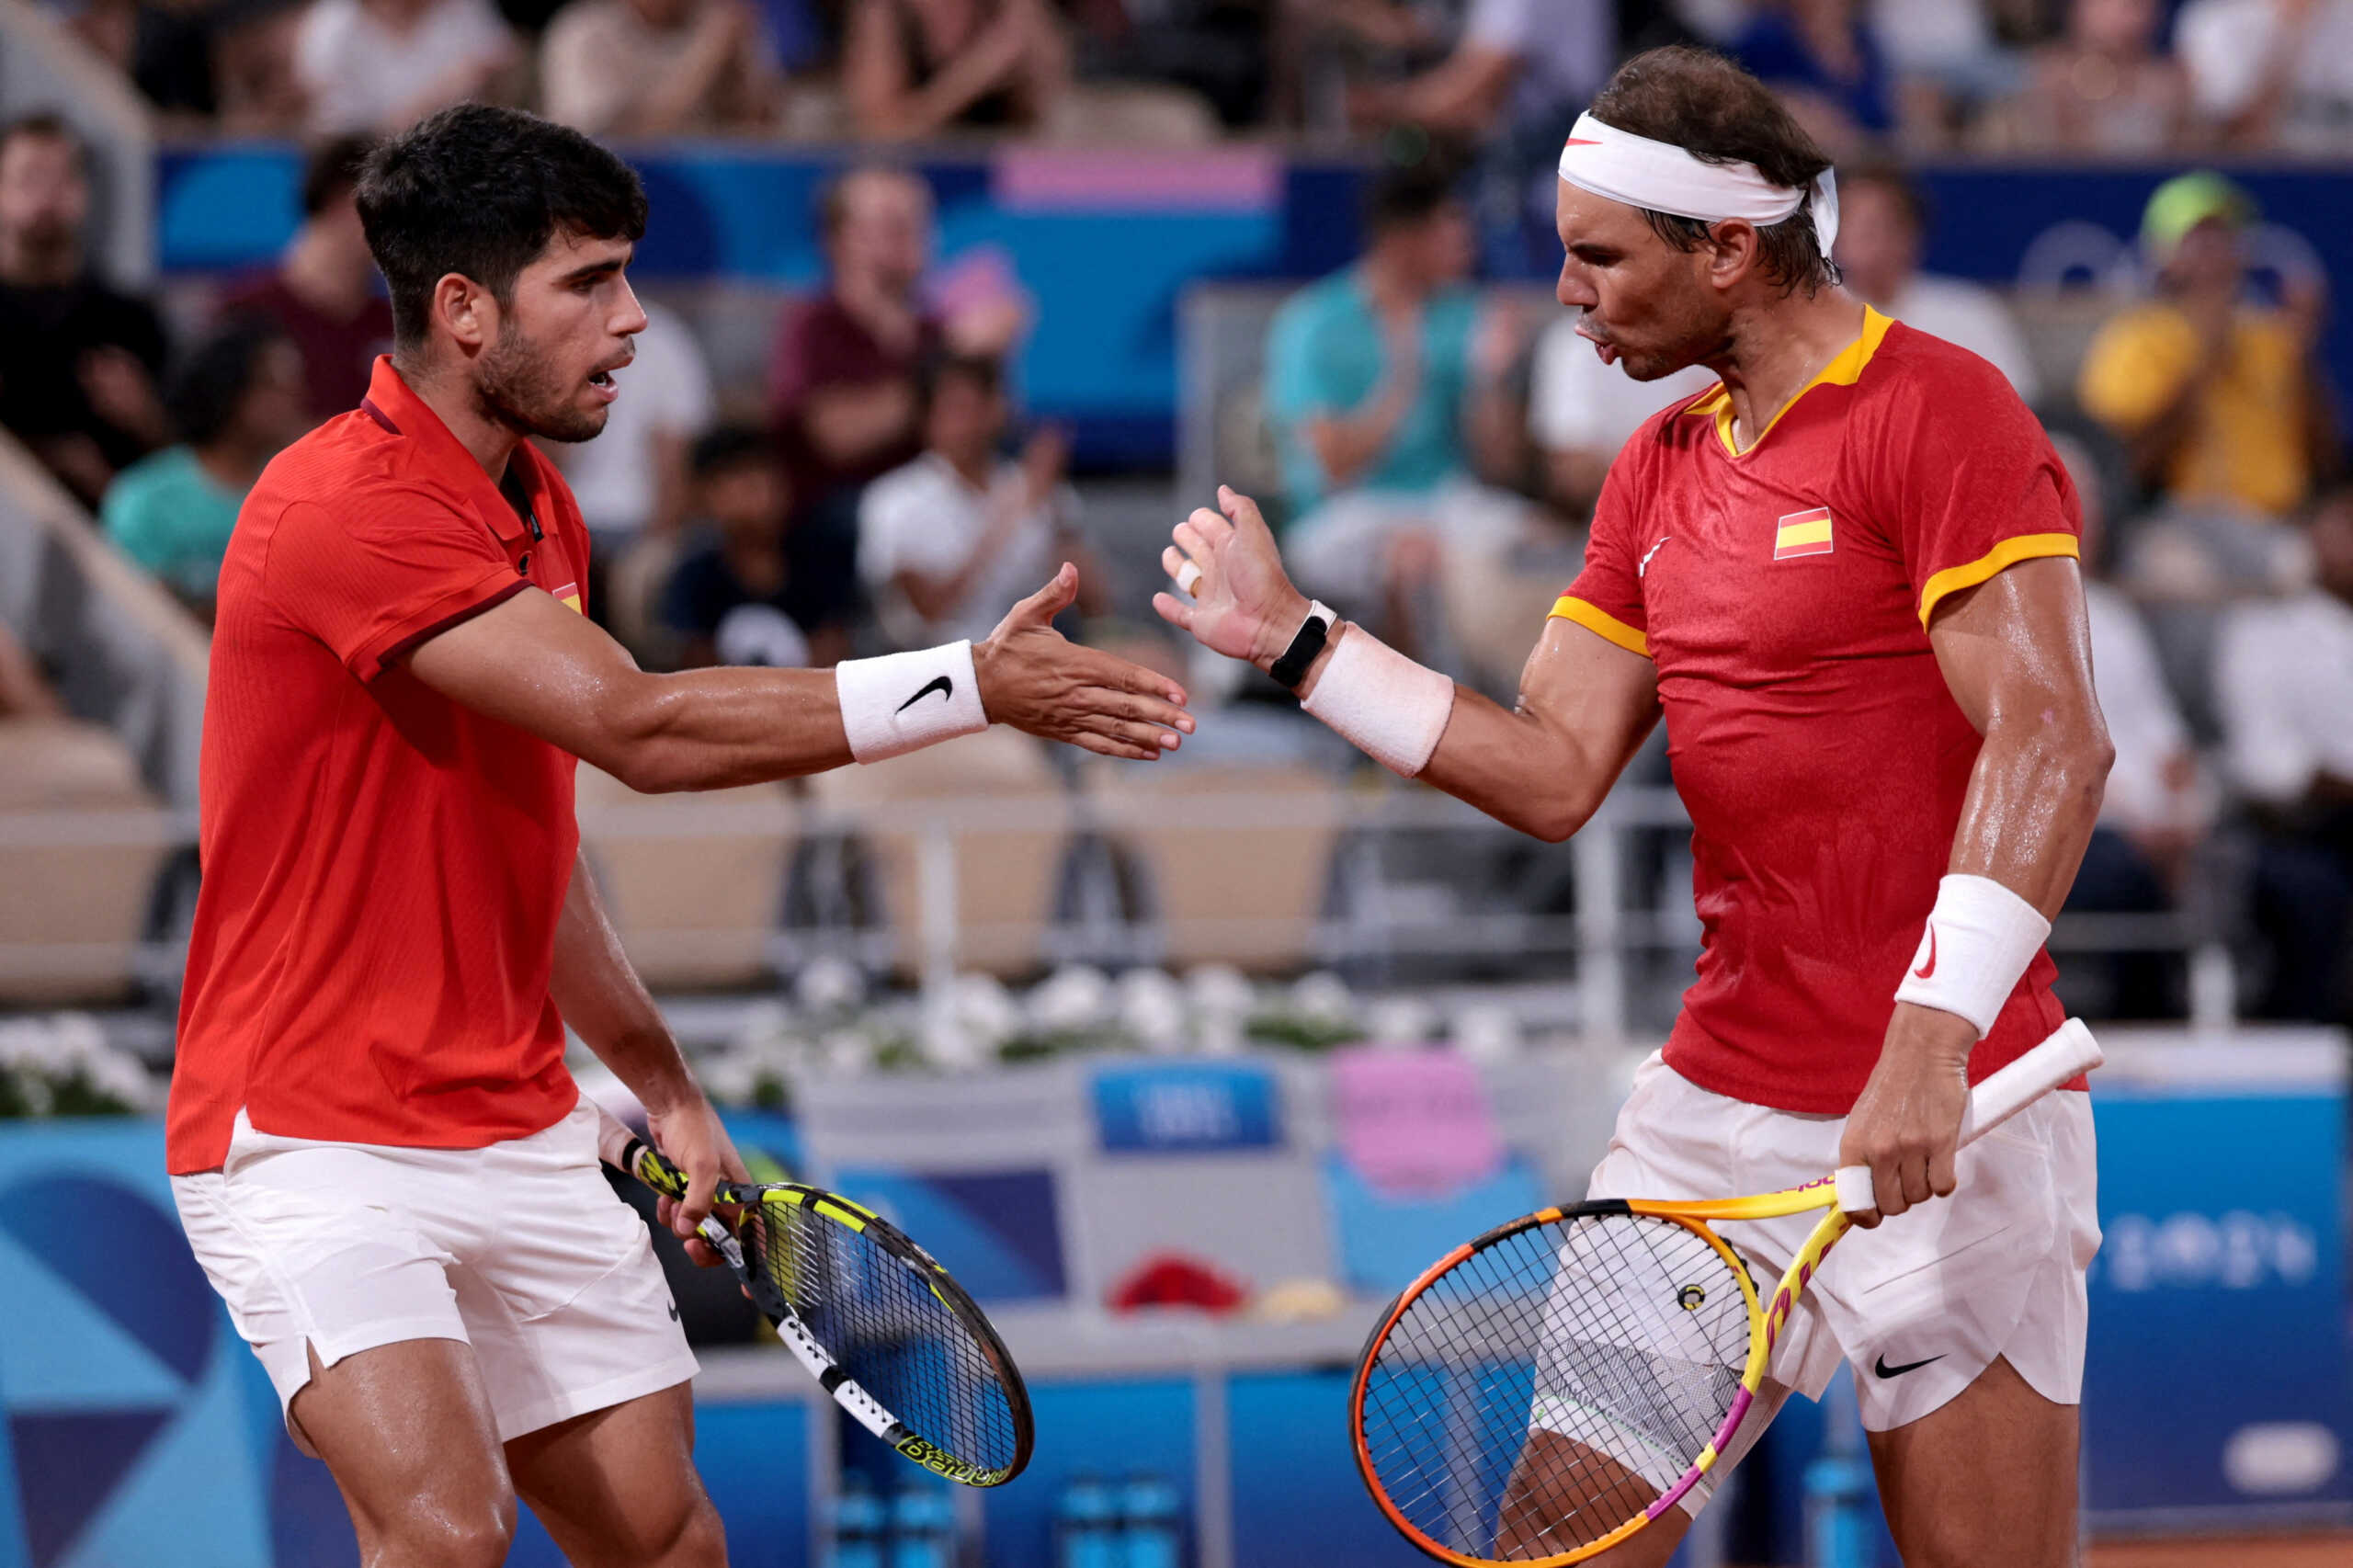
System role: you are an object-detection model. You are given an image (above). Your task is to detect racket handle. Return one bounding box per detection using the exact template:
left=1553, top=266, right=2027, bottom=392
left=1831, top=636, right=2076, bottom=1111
left=590, top=1099, right=689, bottom=1199
left=1834, top=1017, right=2102, bottom=1214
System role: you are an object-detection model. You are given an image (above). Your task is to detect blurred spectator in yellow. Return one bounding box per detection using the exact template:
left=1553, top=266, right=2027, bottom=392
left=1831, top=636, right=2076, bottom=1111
left=2177, top=0, right=2353, bottom=153
left=843, top=0, right=1072, bottom=138
left=2053, top=429, right=2210, bottom=1016
left=216, top=135, right=392, bottom=423
left=2079, top=173, right=2338, bottom=526
left=1264, top=160, right=1523, bottom=654
left=1832, top=160, right=2040, bottom=401
left=0, top=114, right=168, bottom=509
left=860, top=353, right=1098, bottom=651
left=541, top=0, right=781, bottom=135
left=662, top=426, right=858, bottom=668
left=294, top=0, right=519, bottom=134
left=1526, top=316, right=1714, bottom=522
left=2213, top=487, right=2353, bottom=1022
left=100, top=320, right=309, bottom=621
left=1999, top=0, right=2190, bottom=153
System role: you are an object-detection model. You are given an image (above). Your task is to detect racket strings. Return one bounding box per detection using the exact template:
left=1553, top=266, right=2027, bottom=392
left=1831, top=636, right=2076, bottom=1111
left=1358, top=1214, right=1750, bottom=1560
left=743, top=1197, right=1022, bottom=1475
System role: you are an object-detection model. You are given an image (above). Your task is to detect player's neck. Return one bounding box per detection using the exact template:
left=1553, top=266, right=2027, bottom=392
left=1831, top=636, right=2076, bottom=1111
left=1713, top=290, right=1869, bottom=454
left=393, top=352, right=523, bottom=483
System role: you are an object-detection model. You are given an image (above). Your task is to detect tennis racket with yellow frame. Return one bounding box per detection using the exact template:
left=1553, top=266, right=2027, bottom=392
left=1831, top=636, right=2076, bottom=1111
left=595, top=1104, right=1034, bottom=1487
left=1349, top=1017, right=2102, bottom=1565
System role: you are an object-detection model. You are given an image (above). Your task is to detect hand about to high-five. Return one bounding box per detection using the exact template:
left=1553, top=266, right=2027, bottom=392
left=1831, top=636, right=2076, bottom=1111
left=1152, top=485, right=1317, bottom=676
left=977, top=562, right=1194, bottom=760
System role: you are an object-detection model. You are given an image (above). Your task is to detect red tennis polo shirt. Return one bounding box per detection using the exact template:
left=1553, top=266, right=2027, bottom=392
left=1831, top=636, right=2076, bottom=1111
left=166, top=357, right=589, bottom=1175
left=1553, top=309, right=2081, bottom=1115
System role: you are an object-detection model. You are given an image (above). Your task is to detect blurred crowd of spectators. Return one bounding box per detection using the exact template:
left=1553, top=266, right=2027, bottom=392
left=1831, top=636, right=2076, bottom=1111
left=28, top=0, right=2353, bottom=152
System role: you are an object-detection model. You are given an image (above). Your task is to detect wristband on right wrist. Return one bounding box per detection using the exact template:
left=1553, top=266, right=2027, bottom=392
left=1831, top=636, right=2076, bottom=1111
left=1892, top=873, right=2052, bottom=1038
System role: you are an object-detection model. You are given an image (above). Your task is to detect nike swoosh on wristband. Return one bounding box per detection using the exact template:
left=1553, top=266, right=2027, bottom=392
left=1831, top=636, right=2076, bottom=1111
left=1914, top=925, right=1938, bottom=980
left=896, top=676, right=954, bottom=713
left=1873, top=1353, right=1945, bottom=1379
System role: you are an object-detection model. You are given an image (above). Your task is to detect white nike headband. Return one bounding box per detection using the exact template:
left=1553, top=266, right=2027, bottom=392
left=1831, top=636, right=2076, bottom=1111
left=1557, top=112, right=1840, bottom=258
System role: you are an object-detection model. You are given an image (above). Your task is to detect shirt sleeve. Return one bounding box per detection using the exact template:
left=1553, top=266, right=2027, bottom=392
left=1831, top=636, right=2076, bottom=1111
left=262, top=492, right=528, bottom=681
left=1548, top=448, right=1651, bottom=657
left=1869, top=356, right=2081, bottom=628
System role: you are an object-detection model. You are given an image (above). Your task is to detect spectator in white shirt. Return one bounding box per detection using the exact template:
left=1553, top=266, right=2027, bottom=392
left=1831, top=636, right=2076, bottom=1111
left=858, top=352, right=1100, bottom=651
left=540, top=0, right=781, bottom=136
left=2213, top=487, right=2353, bottom=1021
left=1527, top=314, right=1718, bottom=522
left=295, top=0, right=517, bottom=134
left=2176, top=0, right=2353, bottom=153
left=1831, top=161, right=2042, bottom=405
left=2055, top=431, right=2210, bottom=1016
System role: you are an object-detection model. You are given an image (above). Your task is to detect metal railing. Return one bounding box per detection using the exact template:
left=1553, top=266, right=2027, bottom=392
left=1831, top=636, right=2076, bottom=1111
left=0, top=777, right=2237, bottom=1035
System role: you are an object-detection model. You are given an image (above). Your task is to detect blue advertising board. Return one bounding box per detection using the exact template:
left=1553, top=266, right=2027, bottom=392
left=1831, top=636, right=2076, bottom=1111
left=1091, top=1061, right=1282, bottom=1154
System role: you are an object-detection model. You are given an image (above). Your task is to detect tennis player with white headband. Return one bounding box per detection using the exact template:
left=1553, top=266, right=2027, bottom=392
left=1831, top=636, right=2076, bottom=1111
left=1158, top=46, right=2107, bottom=1568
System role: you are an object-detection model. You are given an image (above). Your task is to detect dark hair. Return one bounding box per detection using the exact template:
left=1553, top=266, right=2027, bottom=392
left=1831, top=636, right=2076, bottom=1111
left=1587, top=47, right=1838, bottom=295
left=1363, top=156, right=1464, bottom=240
left=688, top=423, right=779, bottom=482
left=1839, top=156, right=1930, bottom=238
left=301, top=133, right=378, bottom=219
left=915, top=350, right=1002, bottom=421
left=356, top=104, right=647, bottom=350
left=0, top=110, right=85, bottom=169
left=166, top=319, right=290, bottom=447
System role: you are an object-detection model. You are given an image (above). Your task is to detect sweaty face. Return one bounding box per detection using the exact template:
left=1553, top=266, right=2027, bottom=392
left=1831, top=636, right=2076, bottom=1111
left=472, top=230, right=645, bottom=444
left=1553, top=183, right=1729, bottom=382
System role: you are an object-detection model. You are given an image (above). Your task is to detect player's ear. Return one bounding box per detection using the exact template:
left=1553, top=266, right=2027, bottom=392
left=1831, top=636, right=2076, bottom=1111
left=433, top=272, right=494, bottom=351
left=1701, top=220, right=1761, bottom=291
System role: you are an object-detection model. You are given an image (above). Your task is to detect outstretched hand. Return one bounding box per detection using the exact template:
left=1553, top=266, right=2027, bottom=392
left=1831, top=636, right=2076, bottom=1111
left=1152, top=485, right=1313, bottom=672
left=977, top=562, right=1194, bottom=760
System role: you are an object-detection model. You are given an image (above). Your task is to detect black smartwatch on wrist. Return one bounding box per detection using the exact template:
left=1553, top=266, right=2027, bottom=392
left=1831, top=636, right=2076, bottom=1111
left=1269, top=600, right=1336, bottom=690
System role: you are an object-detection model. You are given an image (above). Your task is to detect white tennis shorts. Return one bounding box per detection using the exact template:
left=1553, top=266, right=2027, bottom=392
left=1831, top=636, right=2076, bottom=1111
left=1530, top=1051, right=2098, bottom=1508
left=172, top=1096, right=697, bottom=1454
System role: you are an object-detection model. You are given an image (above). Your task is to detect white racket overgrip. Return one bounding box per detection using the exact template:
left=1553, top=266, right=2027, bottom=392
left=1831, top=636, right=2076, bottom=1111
left=1833, top=1017, right=2103, bottom=1215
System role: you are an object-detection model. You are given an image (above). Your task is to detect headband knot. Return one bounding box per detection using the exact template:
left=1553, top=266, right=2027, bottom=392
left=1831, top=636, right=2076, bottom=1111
left=1558, top=112, right=1839, bottom=259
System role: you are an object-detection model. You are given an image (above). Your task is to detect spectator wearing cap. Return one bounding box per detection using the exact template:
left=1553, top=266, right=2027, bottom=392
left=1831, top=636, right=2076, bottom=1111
left=2212, top=487, right=2353, bottom=1022
left=293, top=0, right=518, bottom=134
left=661, top=426, right=858, bottom=670
left=101, top=321, right=310, bottom=619
left=216, top=134, right=394, bottom=422
left=540, top=0, right=781, bottom=135
left=1832, top=161, right=2040, bottom=403
left=858, top=352, right=1097, bottom=652
left=2078, top=172, right=2339, bottom=528
left=1263, top=159, right=1525, bottom=658
left=0, top=114, right=170, bottom=509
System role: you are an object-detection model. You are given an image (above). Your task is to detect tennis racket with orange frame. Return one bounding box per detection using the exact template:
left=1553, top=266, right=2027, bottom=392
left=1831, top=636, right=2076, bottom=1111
left=1349, top=1017, right=2102, bottom=1565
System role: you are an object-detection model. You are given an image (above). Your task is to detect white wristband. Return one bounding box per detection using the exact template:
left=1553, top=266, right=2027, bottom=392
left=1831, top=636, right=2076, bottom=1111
left=1299, top=623, right=1456, bottom=778
left=1893, top=873, right=2052, bottom=1038
left=835, top=642, right=988, bottom=763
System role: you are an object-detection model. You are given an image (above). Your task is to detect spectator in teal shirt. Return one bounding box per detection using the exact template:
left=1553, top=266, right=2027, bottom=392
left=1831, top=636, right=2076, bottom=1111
left=102, top=321, right=309, bottom=619
left=1262, top=159, right=1527, bottom=658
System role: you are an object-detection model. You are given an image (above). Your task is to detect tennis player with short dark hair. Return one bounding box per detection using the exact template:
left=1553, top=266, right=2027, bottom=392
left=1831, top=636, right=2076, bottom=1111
left=167, top=104, right=1189, bottom=1567
left=1161, top=49, right=2105, bottom=1568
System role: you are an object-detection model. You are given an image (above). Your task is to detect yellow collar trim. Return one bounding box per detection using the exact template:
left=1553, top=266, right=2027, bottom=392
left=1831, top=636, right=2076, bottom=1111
left=1699, top=306, right=1893, bottom=459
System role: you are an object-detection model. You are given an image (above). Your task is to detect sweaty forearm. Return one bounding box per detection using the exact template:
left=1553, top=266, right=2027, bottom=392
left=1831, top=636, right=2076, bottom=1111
left=591, top=665, right=850, bottom=794
left=1947, top=710, right=2111, bottom=918
left=551, top=851, right=702, bottom=1112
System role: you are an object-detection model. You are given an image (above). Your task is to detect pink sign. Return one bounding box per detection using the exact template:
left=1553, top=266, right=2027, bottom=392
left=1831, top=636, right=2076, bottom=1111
left=1329, top=1047, right=1504, bottom=1198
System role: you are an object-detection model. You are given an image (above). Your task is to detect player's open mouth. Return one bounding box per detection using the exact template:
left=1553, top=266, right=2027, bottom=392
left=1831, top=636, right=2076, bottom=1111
left=1576, top=322, right=1619, bottom=366
left=586, top=367, right=620, bottom=402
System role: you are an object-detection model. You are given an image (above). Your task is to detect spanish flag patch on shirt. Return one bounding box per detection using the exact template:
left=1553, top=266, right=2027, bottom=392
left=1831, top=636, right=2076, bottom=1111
left=1773, top=506, right=1834, bottom=560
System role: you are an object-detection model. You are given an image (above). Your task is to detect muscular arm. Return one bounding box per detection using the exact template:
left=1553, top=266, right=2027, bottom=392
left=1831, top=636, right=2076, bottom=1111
left=551, top=847, right=745, bottom=1260
left=1154, top=486, right=1659, bottom=840
left=407, top=567, right=1190, bottom=790
left=1841, top=554, right=2112, bottom=1223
